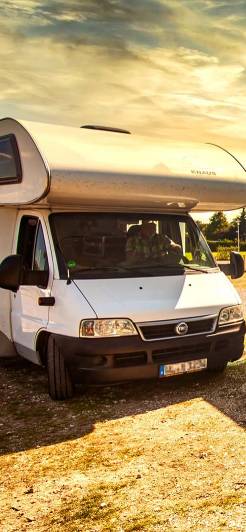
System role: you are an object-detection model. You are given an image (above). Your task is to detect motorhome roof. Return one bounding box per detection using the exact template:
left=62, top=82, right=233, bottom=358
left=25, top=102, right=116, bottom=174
left=0, top=117, right=245, bottom=212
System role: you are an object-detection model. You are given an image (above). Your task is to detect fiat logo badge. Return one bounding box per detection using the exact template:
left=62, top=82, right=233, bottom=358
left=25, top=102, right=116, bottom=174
left=175, top=322, right=188, bottom=336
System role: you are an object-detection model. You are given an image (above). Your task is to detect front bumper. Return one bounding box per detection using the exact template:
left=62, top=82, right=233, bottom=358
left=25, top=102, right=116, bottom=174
left=54, top=320, right=245, bottom=384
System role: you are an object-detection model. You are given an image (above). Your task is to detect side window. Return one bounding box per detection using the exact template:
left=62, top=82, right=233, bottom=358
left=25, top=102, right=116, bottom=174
left=0, top=134, right=22, bottom=184
left=17, top=216, right=38, bottom=269
left=17, top=216, right=49, bottom=282
left=33, top=223, right=49, bottom=272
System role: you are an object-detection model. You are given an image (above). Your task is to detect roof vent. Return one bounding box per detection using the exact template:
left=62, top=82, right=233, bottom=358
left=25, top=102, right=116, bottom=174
left=81, top=125, right=131, bottom=134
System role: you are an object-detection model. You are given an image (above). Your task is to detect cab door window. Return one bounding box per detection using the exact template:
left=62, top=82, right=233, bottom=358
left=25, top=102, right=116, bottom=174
left=17, top=216, right=49, bottom=285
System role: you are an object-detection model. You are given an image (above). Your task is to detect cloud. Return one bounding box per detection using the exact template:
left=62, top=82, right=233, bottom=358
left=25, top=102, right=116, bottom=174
left=0, top=0, right=245, bottom=149
left=0, top=1, right=175, bottom=41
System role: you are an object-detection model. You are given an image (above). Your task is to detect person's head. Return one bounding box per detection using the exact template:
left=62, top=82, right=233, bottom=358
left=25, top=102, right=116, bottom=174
left=141, top=221, right=156, bottom=238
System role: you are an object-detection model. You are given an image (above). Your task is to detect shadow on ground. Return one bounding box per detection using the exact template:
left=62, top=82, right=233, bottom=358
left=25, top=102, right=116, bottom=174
left=0, top=355, right=245, bottom=455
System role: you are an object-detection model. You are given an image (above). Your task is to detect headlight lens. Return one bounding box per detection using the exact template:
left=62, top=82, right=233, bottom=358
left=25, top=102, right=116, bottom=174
left=80, top=318, right=138, bottom=337
left=218, top=305, right=243, bottom=325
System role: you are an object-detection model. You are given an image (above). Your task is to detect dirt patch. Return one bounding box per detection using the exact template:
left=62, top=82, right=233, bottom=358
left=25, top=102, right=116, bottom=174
left=1, top=276, right=246, bottom=531
left=1, top=356, right=246, bottom=531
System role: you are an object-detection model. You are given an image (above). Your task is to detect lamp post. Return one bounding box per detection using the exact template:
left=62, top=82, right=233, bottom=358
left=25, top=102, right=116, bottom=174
left=237, top=220, right=240, bottom=252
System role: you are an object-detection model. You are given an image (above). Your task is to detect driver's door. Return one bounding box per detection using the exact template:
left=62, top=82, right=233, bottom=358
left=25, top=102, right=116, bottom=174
left=11, top=215, right=52, bottom=362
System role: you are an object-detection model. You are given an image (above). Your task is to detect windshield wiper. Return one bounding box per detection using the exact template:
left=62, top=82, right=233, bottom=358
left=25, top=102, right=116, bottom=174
left=68, top=263, right=212, bottom=277
left=122, top=263, right=185, bottom=275
left=180, top=264, right=211, bottom=273
left=127, top=263, right=211, bottom=274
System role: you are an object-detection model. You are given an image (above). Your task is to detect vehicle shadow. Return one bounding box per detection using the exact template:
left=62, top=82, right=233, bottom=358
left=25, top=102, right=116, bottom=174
left=0, top=355, right=245, bottom=455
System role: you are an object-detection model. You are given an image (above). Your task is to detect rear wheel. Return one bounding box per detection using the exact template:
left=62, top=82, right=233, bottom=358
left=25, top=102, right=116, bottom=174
left=47, top=335, right=74, bottom=400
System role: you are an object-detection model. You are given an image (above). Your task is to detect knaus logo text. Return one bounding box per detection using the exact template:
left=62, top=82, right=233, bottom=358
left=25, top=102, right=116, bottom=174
left=191, top=169, right=216, bottom=176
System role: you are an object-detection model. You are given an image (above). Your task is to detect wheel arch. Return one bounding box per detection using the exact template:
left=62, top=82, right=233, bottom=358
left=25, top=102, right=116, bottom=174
left=36, top=330, right=50, bottom=366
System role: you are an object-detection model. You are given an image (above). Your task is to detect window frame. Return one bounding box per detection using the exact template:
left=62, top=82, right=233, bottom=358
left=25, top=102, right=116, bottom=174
left=0, top=134, right=22, bottom=185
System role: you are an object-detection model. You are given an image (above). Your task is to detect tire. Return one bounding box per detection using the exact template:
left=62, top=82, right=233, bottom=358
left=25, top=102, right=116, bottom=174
left=47, top=335, right=74, bottom=400
left=207, top=362, right=228, bottom=373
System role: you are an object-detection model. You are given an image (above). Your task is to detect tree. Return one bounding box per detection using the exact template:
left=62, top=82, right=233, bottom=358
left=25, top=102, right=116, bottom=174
left=195, top=219, right=207, bottom=234
left=205, top=211, right=228, bottom=240
left=227, top=208, right=246, bottom=241
left=238, top=208, right=246, bottom=241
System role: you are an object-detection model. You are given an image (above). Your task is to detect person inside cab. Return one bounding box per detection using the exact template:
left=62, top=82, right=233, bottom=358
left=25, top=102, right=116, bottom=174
left=126, top=220, right=182, bottom=263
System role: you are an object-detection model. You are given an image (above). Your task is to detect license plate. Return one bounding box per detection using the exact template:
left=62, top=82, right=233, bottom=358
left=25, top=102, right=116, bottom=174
left=159, top=358, right=207, bottom=377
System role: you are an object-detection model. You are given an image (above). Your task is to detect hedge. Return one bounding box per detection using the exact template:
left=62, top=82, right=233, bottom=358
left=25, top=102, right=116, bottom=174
left=207, top=240, right=246, bottom=251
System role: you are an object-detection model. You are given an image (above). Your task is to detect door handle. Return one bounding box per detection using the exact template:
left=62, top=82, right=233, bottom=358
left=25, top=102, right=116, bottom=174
left=38, top=297, right=55, bottom=306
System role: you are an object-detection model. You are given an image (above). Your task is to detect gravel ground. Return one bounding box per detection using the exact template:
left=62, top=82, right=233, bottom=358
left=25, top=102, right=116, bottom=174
left=0, top=355, right=246, bottom=532
left=1, top=278, right=246, bottom=531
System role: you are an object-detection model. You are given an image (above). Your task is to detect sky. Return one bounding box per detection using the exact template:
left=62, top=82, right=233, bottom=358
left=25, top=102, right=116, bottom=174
left=0, top=0, right=246, bottom=221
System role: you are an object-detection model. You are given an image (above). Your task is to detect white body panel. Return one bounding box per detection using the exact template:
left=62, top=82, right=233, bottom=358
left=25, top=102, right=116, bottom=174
left=0, top=208, right=17, bottom=341
left=73, top=272, right=240, bottom=325
left=22, top=120, right=246, bottom=211
left=0, top=118, right=246, bottom=211
left=0, top=119, right=49, bottom=205
left=11, top=284, right=50, bottom=362
left=4, top=269, right=243, bottom=352
left=47, top=280, right=96, bottom=337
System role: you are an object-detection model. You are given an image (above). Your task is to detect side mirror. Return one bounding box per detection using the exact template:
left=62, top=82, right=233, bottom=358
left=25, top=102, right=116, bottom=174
left=0, top=255, right=49, bottom=292
left=0, top=255, right=23, bottom=292
left=230, top=251, right=244, bottom=279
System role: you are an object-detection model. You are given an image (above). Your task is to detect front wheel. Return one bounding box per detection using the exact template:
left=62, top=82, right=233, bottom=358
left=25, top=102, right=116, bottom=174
left=47, top=335, right=74, bottom=400
left=207, top=362, right=228, bottom=373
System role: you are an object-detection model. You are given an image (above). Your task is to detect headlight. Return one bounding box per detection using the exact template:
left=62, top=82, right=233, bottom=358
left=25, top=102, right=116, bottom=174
left=218, top=305, right=243, bottom=325
left=80, top=318, right=138, bottom=337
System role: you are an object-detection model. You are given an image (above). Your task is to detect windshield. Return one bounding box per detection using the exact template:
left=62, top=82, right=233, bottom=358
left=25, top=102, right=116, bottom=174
left=49, top=213, right=217, bottom=279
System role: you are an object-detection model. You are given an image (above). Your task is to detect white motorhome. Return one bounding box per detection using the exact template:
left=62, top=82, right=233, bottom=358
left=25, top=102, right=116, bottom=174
left=0, top=118, right=245, bottom=400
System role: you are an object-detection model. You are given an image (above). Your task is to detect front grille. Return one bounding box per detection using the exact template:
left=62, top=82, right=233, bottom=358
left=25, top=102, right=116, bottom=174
left=152, top=342, right=211, bottom=363
left=114, top=351, right=147, bottom=368
left=139, top=317, right=215, bottom=340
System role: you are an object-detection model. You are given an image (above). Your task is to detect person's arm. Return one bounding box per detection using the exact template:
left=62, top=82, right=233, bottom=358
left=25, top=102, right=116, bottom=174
left=162, top=235, right=182, bottom=256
